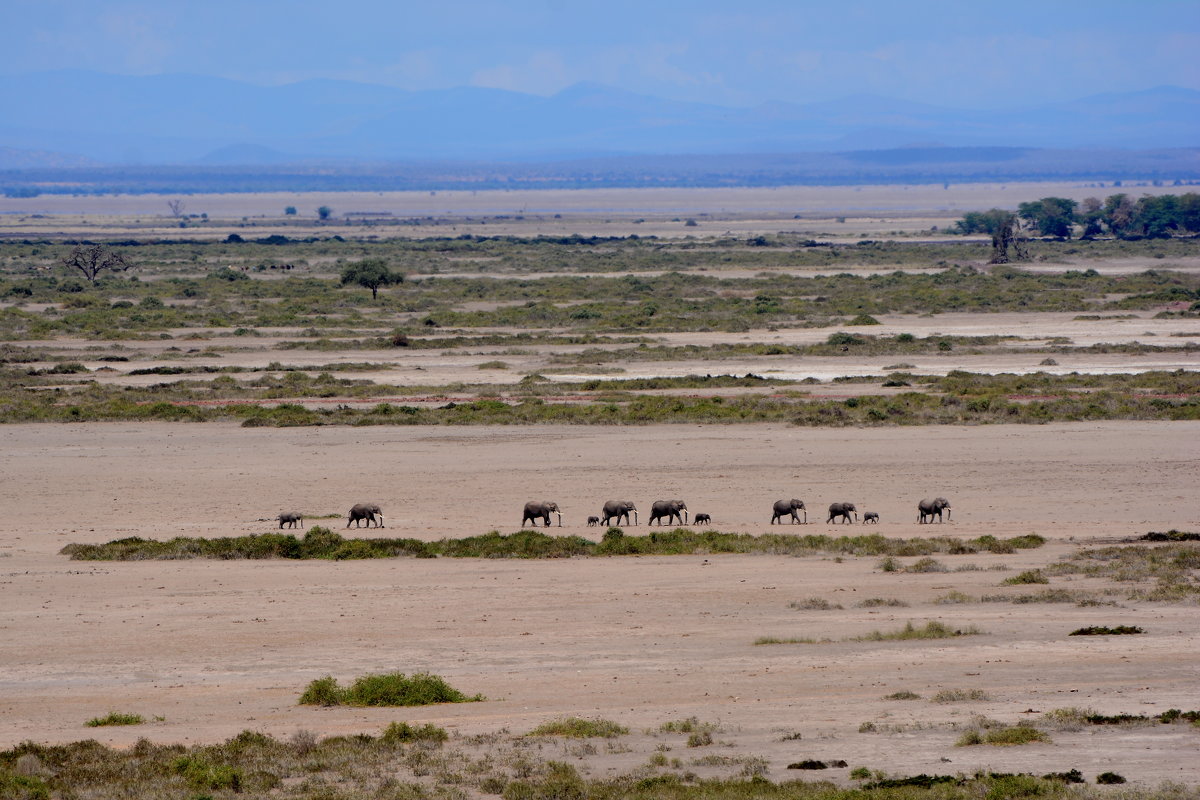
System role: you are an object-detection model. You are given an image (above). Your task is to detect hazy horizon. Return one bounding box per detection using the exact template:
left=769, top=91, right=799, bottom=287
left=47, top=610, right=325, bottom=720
left=2, top=0, right=1198, bottom=110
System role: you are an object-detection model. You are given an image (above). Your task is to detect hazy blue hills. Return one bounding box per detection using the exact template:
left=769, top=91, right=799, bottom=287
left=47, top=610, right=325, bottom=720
left=1, top=70, right=1197, bottom=166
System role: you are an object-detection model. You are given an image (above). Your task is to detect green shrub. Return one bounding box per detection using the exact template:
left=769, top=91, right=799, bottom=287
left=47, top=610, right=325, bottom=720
left=381, top=721, right=449, bottom=744
left=956, top=724, right=1048, bottom=746
left=0, top=773, right=50, bottom=800
left=1069, top=625, right=1144, bottom=636
left=172, top=755, right=242, bottom=790
left=846, top=314, right=881, bottom=326
left=298, top=672, right=481, bottom=707
left=1003, top=570, right=1049, bottom=585
left=297, top=675, right=342, bottom=706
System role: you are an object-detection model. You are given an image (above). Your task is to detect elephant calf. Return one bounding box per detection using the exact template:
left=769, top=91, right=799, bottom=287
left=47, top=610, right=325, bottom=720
left=693, top=513, right=712, bottom=525
left=587, top=516, right=600, bottom=526
left=863, top=511, right=879, bottom=524
left=278, top=512, right=303, bottom=529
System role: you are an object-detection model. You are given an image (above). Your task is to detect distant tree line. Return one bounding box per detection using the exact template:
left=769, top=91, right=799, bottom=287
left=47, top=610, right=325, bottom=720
left=953, top=193, right=1200, bottom=240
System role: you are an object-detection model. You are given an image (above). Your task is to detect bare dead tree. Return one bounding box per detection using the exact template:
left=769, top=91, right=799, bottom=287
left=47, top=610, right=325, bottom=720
left=166, top=198, right=185, bottom=218
left=989, top=214, right=1029, bottom=264
left=61, top=244, right=133, bottom=283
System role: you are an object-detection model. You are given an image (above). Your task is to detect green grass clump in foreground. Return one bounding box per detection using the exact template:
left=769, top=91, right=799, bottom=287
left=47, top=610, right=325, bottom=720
left=853, top=620, right=982, bottom=641
left=298, top=672, right=482, bottom=707
left=61, top=528, right=1046, bottom=561
left=1, top=727, right=1192, bottom=798
left=85, top=711, right=144, bottom=727
left=956, top=724, right=1050, bottom=747
left=526, top=717, right=629, bottom=738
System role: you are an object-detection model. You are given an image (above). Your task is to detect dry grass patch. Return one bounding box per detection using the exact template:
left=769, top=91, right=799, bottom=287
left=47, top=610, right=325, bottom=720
left=932, top=689, right=990, bottom=703
left=852, top=620, right=982, bottom=641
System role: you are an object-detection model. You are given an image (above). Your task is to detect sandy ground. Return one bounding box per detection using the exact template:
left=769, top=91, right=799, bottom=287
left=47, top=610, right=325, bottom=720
left=2, top=421, right=1198, bottom=783
left=1, top=181, right=1183, bottom=240
left=16, top=309, right=1200, bottom=392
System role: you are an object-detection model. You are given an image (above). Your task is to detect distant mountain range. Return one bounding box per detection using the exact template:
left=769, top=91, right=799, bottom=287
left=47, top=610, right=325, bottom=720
left=0, top=71, right=1197, bottom=167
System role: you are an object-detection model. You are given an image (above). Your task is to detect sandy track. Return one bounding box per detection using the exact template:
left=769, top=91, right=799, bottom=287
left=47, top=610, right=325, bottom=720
left=2, top=421, right=1198, bottom=783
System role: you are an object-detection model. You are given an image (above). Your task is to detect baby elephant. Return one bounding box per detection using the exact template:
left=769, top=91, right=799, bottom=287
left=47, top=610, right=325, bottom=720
left=693, top=513, right=712, bottom=525
left=863, top=511, right=879, bottom=524
left=587, top=515, right=600, bottom=526
left=277, top=512, right=303, bottom=529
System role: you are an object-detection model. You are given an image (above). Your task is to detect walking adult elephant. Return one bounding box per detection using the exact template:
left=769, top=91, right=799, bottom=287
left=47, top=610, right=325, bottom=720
left=771, top=498, right=807, bottom=524
left=347, top=503, right=384, bottom=528
left=601, top=500, right=638, bottom=526
left=648, top=499, right=687, bottom=526
left=827, top=502, right=858, bottom=524
left=522, top=501, right=562, bottom=527
left=917, top=497, right=951, bottom=523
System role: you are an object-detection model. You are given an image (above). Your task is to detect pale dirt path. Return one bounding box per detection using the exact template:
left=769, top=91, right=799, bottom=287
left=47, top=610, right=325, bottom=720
left=1, top=422, right=1199, bottom=783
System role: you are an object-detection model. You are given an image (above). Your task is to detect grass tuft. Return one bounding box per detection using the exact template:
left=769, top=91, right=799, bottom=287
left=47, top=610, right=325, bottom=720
left=932, top=689, right=990, bottom=703
left=85, top=712, right=144, bottom=727
left=956, top=724, right=1049, bottom=747
left=852, top=620, right=982, bottom=641
left=526, top=717, right=628, bottom=738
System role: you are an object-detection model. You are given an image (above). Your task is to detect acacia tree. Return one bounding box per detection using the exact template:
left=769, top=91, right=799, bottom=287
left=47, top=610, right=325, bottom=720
left=340, top=259, right=403, bottom=300
left=1018, top=197, right=1078, bottom=238
left=61, top=244, right=133, bottom=284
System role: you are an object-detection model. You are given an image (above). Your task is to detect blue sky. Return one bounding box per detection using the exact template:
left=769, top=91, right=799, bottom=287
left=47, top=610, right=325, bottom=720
left=2, top=0, right=1197, bottom=108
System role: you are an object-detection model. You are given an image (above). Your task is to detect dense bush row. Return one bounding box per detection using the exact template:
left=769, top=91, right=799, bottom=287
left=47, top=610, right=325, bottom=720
left=60, top=528, right=1045, bottom=561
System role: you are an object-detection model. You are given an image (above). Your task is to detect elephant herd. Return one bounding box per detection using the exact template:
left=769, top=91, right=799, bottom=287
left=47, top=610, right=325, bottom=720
left=276, top=497, right=951, bottom=531
left=519, top=496, right=951, bottom=528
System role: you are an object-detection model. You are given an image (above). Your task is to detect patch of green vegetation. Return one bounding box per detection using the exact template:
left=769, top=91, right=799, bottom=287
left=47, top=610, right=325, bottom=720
left=84, top=712, right=144, bottom=727
left=1069, top=625, right=1144, bottom=636
left=380, top=721, right=450, bottom=744
left=956, top=724, right=1049, bottom=746
left=883, top=691, right=921, bottom=700
left=754, top=636, right=821, bottom=645
left=62, top=529, right=1045, bottom=561
left=659, top=717, right=718, bottom=735
left=1047, top=543, right=1200, bottom=603
left=856, top=597, right=909, bottom=608
left=788, top=597, right=842, bottom=610
left=298, top=672, right=482, bottom=707
left=1002, top=570, right=1050, bottom=585
left=526, top=717, right=628, bottom=738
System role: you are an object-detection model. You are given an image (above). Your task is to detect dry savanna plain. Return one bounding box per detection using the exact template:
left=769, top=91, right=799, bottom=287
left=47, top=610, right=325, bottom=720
left=1, top=184, right=1200, bottom=798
